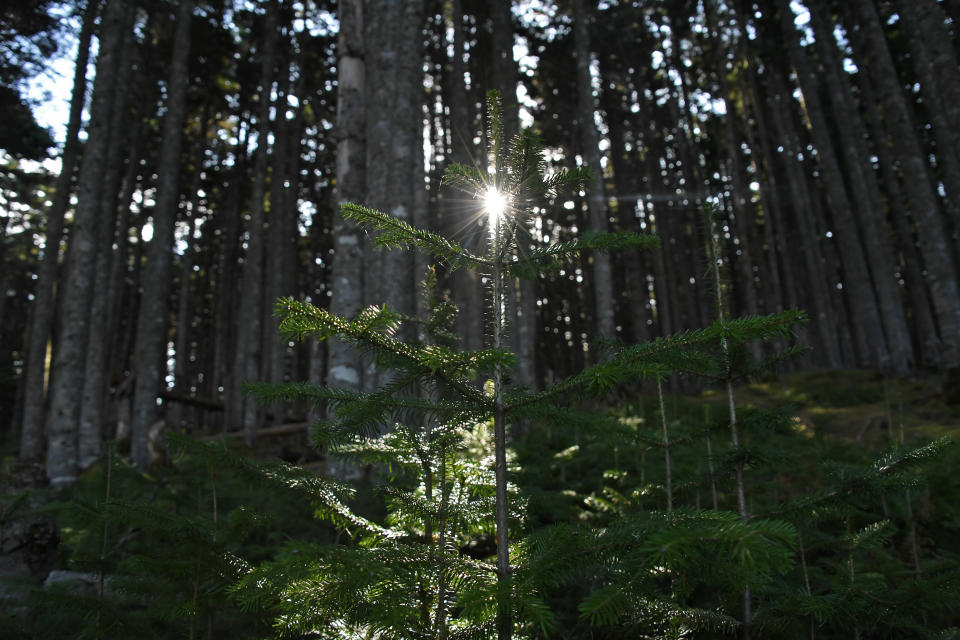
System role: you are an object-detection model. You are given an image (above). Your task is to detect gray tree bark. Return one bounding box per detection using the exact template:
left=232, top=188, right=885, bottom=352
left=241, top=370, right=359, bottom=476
left=130, top=0, right=196, bottom=468
left=598, top=78, right=651, bottom=344
left=44, top=0, right=131, bottom=486
left=168, top=133, right=208, bottom=432
left=218, top=121, right=250, bottom=432
left=848, top=0, right=960, bottom=366
left=572, top=0, right=615, bottom=345
left=445, top=0, right=483, bottom=353
left=326, top=0, right=367, bottom=393
left=19, top=0, right=97, bottom=462
left=263, top=61, right=299, bottom=400
left=892, top=0, right=960, bottom=241
left=764, top=68, right=844, bottom=368
left=856, top=69, right=942, bottom=368
left=381, top=0, right=422, bottom=325
left=705, top=0, right=760, bottom=339
left=777, top=0, right=889, bottom=369
left=807, top=0, right=914, bottom=374
left=237, top=1, right=280, bottom=447
left=78, top=16, right=137, bottom=469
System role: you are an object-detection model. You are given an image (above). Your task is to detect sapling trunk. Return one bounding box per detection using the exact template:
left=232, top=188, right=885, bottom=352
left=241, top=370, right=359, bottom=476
left=191, top=484, right=202, bottom=640
left=705, top=405, right=718, bottom=510
left=846, top=517, right=860, bottom=640
left=491, top=206, right=512, bottom=640
left=657, top=378, right=673, bottom=512
left=797, top=530, right=815, bottom=640
left=896, top=396, right=922, bottom=577
left=97, top=442, right=113, bottom=628
left=208, top=469, right=217, bottom=639
left=639, top=448, right=647, bottom=513
left=435, top=449, right=450, bottom=639
left=708, top=212, right=751, bottom=637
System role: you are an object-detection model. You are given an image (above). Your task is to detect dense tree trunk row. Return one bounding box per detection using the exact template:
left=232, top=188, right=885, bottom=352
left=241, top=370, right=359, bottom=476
left=4, top=0, right=960, bottom=487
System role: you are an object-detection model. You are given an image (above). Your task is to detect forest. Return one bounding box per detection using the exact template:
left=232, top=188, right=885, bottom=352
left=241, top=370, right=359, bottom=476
left=1, top=0, right=960, bottom=637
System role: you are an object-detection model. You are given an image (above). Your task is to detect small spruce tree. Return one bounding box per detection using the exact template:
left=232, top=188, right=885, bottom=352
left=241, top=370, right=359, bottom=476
left=235, top=92, right=668, bottom=638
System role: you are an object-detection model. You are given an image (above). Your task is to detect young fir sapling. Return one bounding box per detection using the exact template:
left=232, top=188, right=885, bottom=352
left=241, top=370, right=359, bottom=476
left=238, top=92, right=660, bottom=638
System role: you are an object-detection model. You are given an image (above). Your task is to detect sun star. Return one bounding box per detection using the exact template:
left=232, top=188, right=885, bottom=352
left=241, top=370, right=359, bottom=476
left=483, top=187, right=507, bottom=227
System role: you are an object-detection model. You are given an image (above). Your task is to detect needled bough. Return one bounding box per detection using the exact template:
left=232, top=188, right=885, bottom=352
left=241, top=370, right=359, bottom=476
left=238, top=90, right=661, bottom=639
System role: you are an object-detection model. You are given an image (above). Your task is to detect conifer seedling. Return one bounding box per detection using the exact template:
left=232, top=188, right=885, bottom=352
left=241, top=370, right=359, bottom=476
left=241, top=91, right=663, bottom=638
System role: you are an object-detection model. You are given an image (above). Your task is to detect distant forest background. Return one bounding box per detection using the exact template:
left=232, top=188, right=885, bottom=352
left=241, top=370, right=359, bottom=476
left=2, top=0, right=960, bottom=485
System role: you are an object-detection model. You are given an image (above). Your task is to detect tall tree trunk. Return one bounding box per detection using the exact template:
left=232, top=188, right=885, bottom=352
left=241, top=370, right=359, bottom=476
left=572, top=0, right=615, bottom=345
left=237, top=2, right=280, bottom=447
left=806, top=0, right=914, bottom=374
left=705, top=0, right=760, bottom=348
left=776, top=0, right=888, bottom=368
left=263, top=62, right=299, bottom=402
left=444, top=0, right=483, bottom=353
left=599, top=77, right=650, bottom=344
left=729, top=0, right=798, bottom=318
left=892, top=0, right=960, bottom=240
left=107, top=120, right=145, bottom=385
left=18, top=0, right=97, bottom=462
left=855, top=59, right=943, bottom=368
left=130, top=0, right=196, bottom=468
left=77, top=17, right=137, bottom=469
left=763, top=66, right=844, bottom=368
left=168, top=133, right=208, bottom=432
left=848, top=0, right=960, bottom=366
left=326, top=0, right=366, bottom=393
left=219, top=122, right=250, bottom=432
left=740, top=73, right=788, bottom=315
left=362, top=0, right=394, bottom=316
left=44, top=0, right=130, bottom=486
left=382, top=0, right=423, bottom=324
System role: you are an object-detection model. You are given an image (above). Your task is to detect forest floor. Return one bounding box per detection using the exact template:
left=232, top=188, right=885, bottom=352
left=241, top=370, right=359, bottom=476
left=701, top=368, right=960, bottom=446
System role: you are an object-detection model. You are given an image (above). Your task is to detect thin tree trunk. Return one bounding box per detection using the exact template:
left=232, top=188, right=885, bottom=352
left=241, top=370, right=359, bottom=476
left=657, top=378, right=672, bottom=512
left=169, top=137, right=207, bottom=433
left=491, top=212, right=512, bottom=640
left=45, top=0, right=130, bottom=486
left=260, top=71, right=290, bottom=397
left=130, top=0, right=195, bottom=468
left=573, top=0, right=615, bottom=345
left=899, top=0, right=960, bottom=144
left=706, top=0, right=760, bottom=343
left=220, top=121, right=251, bottom=431
left=106, top=120, right=145, bottom=384
left=708, top=215, right=751, bottom=638
left=18, top=0, right=98, bottom=462
left=599, top=78, right=650, bottom=344
left=237, top=2, right=280, bottom=447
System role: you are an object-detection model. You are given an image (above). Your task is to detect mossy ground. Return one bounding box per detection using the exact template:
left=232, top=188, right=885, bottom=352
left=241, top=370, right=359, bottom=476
left=701, top=368, right=960, bottom=445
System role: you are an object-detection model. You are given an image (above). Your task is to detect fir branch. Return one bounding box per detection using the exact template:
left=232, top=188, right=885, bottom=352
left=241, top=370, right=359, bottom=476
left=275, top=297, right=492, bottom=409
left=507, top=231, right=660, bottom=280
left=762, top=437, right=953, bottom=518
left=341, top=202, right=489, bottom=272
